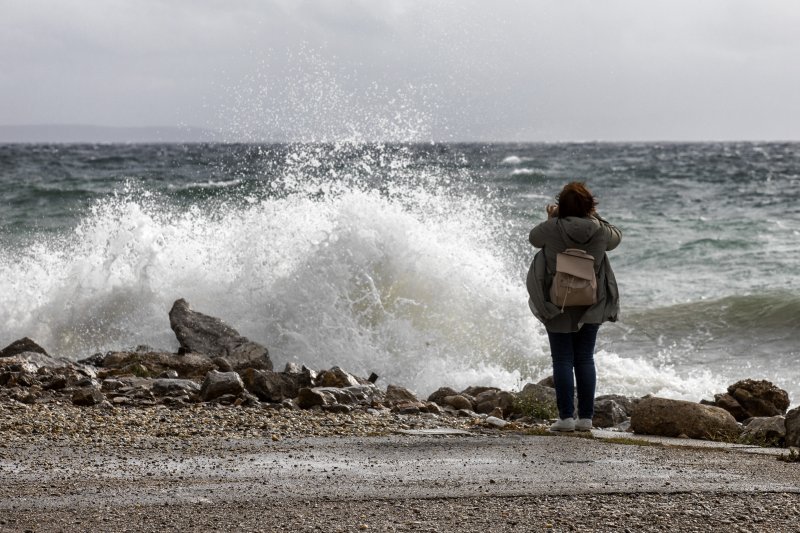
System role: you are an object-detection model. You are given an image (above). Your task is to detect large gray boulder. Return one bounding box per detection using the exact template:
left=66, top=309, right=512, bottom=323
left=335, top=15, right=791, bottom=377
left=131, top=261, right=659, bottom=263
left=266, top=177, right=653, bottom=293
left=169, top=299, right=272, bottom=371
left=631, top=396, right=740, bottom=441
left=728, top=380, right=790, bottom=417
left=713, top=380, right=791, bottom=421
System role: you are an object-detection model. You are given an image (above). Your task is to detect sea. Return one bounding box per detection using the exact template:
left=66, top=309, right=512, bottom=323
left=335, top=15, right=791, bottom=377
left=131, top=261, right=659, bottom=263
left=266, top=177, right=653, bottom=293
left=1, top=142, right=798, bottom=404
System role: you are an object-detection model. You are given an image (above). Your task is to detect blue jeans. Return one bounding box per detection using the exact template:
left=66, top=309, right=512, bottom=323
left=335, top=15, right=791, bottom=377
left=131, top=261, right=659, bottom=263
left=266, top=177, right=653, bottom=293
left=547, top=323, right=600, bottom=420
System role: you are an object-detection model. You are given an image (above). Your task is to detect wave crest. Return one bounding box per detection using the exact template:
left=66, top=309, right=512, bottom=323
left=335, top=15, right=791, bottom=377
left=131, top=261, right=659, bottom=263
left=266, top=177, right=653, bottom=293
left=0, top=166, right=548, bottom=396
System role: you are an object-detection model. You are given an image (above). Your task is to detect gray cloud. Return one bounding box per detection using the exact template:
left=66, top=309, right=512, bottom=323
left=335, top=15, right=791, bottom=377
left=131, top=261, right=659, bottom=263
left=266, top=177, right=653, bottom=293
left=1, top=0, right=798, bottom=141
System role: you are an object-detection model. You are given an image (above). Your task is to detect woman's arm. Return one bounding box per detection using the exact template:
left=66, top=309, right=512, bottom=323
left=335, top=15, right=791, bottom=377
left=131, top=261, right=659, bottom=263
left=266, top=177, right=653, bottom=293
left=529, top=224, right=546, bottom=248
left=599, top=217, right=622, bottom=251
left=529, top=205, right=557, bottom=248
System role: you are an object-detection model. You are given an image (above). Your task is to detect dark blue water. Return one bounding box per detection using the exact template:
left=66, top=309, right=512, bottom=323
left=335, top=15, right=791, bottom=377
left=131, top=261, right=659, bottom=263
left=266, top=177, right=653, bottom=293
left=1, top=142, right=798, bottom=401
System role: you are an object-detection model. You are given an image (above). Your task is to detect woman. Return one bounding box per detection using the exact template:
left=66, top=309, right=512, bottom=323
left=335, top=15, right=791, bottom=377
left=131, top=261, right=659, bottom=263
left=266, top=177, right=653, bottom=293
left=528, top=182, right=621, bottom=432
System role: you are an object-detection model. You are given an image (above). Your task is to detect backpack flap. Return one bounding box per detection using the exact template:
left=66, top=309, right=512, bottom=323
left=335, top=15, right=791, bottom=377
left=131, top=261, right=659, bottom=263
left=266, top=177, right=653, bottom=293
left=556, top=249, right=595, bottom=280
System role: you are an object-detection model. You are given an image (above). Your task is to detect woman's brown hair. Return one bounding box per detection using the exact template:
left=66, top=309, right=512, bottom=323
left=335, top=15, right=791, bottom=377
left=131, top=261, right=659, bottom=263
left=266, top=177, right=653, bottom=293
left=557, top=182, right=597, bottom=218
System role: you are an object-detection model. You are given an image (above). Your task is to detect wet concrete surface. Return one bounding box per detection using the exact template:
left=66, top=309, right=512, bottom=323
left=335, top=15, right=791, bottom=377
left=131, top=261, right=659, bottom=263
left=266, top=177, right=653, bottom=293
left=1, top=432, right=799, bottom=513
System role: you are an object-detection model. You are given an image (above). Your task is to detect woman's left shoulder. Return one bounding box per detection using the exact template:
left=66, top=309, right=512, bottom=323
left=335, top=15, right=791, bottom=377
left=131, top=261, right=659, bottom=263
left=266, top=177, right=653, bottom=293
left=592, top=215, right=622, bottom=249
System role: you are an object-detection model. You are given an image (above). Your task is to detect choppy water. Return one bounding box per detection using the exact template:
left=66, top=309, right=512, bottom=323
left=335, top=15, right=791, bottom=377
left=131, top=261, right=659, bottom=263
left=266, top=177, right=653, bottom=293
left=1, top=142, right=798, bottom=402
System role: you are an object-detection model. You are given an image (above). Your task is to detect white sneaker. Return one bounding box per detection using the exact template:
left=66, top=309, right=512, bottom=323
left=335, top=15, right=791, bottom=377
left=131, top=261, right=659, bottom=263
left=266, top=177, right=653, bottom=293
left=549, top=418, right=575, bottom=432
left=575, top=418, right=593, bottom=432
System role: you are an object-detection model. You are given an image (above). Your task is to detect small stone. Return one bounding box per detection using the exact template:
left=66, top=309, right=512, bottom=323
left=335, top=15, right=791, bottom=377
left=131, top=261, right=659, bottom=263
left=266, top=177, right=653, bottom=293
left=537, top=375, right=555, bottom=388
left=427, top=386, right=458, bottom=404
left=323, top=404, right=352, bottom=414
left=152, top=378, right=201, bottom=396
left=296, top=387, right=332, bottom=409
left=442, top=395, right=473, bottom=411
left=593, top=398, right=628, bottom=428
left=199, top=371, right=244, bottom=401
left=283, top=362, right=301, bottom=373
left=394, top=402, right=422, bottom=415
left=240, top=368, right=297, bottom=402
left=212, top=357, right=233, bottom=372
left=485, top=416, right=508, bottom=428
left=786, top=407, right=800, bottom=448
left=72, top=387, right=105, bottom=407
left=739, top=416, right=786, bottom=446
left=42, top=375, right=68, bottom=391
left=317, top=366, right=360, bottom=388
left=100, top=379, right=122, bottom=392
left=385, top=384, right=418, bottom=404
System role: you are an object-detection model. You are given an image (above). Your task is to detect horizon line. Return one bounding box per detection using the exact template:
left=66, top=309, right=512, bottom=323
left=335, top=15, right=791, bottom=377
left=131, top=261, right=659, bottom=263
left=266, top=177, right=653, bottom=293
left=0, top=124, right=798, bottom=144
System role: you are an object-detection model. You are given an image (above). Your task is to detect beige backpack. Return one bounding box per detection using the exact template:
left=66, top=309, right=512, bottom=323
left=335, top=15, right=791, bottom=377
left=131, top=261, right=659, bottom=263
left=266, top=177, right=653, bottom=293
left=549, top=248, right=597, bottom=311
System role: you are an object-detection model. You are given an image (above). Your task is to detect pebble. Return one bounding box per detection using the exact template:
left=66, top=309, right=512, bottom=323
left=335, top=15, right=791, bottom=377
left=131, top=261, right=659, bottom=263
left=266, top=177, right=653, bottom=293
left=3, top=493, right=798, bottom=532
left=0, top=402, right=477, bottom=446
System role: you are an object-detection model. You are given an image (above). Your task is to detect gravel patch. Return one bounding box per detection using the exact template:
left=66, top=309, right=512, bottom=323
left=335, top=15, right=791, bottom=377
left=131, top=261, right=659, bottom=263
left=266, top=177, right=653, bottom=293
left=0, top=401, right=475, bottom=445
left=1, top=492, right=799, bottom=532
left=2, top=402, right=799, bottom=532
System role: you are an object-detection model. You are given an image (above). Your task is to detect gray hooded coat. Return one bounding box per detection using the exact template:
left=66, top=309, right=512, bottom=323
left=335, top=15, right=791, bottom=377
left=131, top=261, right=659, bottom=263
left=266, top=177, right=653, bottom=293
left=527, top=215, right=621, bottom=333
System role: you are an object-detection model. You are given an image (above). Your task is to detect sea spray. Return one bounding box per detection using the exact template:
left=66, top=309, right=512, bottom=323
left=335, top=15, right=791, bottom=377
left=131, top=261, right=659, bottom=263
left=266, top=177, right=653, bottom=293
left=0, top=145, right=547, bottom=395
left=595, top=350, right=721, bottom=401
left=0, top=177, right=730, bottom=399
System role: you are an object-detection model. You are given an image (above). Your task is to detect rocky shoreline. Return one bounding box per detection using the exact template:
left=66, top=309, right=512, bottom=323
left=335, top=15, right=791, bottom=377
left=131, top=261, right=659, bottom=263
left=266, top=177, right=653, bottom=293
left=2, top=299, right=800, bottom=532
left=1, top=299, right=799, bottom=450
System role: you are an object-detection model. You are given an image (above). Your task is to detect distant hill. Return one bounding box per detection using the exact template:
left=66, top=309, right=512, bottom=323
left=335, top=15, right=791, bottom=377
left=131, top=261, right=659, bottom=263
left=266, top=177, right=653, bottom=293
left=0, top=124, right=221, bottom=143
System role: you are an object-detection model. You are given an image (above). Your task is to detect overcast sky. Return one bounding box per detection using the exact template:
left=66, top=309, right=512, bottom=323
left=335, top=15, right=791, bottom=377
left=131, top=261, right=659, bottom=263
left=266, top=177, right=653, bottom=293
left=1, top=0, right=799, bottom=142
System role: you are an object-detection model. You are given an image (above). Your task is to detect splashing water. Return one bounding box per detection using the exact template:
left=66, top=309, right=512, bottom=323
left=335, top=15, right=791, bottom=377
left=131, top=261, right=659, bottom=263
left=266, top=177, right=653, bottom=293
left=0, top=141, right=543, bottom=396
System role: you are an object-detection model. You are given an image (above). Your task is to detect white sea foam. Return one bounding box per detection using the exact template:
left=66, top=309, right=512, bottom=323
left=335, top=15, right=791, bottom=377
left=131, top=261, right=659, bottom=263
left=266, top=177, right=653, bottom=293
left=501, top=155, right=523, bottom=165
left=595, top=350, right=724, bottom=402
left=511, top=168, right=537, bottom=176
left=168, top=179, right=244, bottom=190
left=0, top=174, right=744, bottom=399
left=0, top=166, right=552, bottom=396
